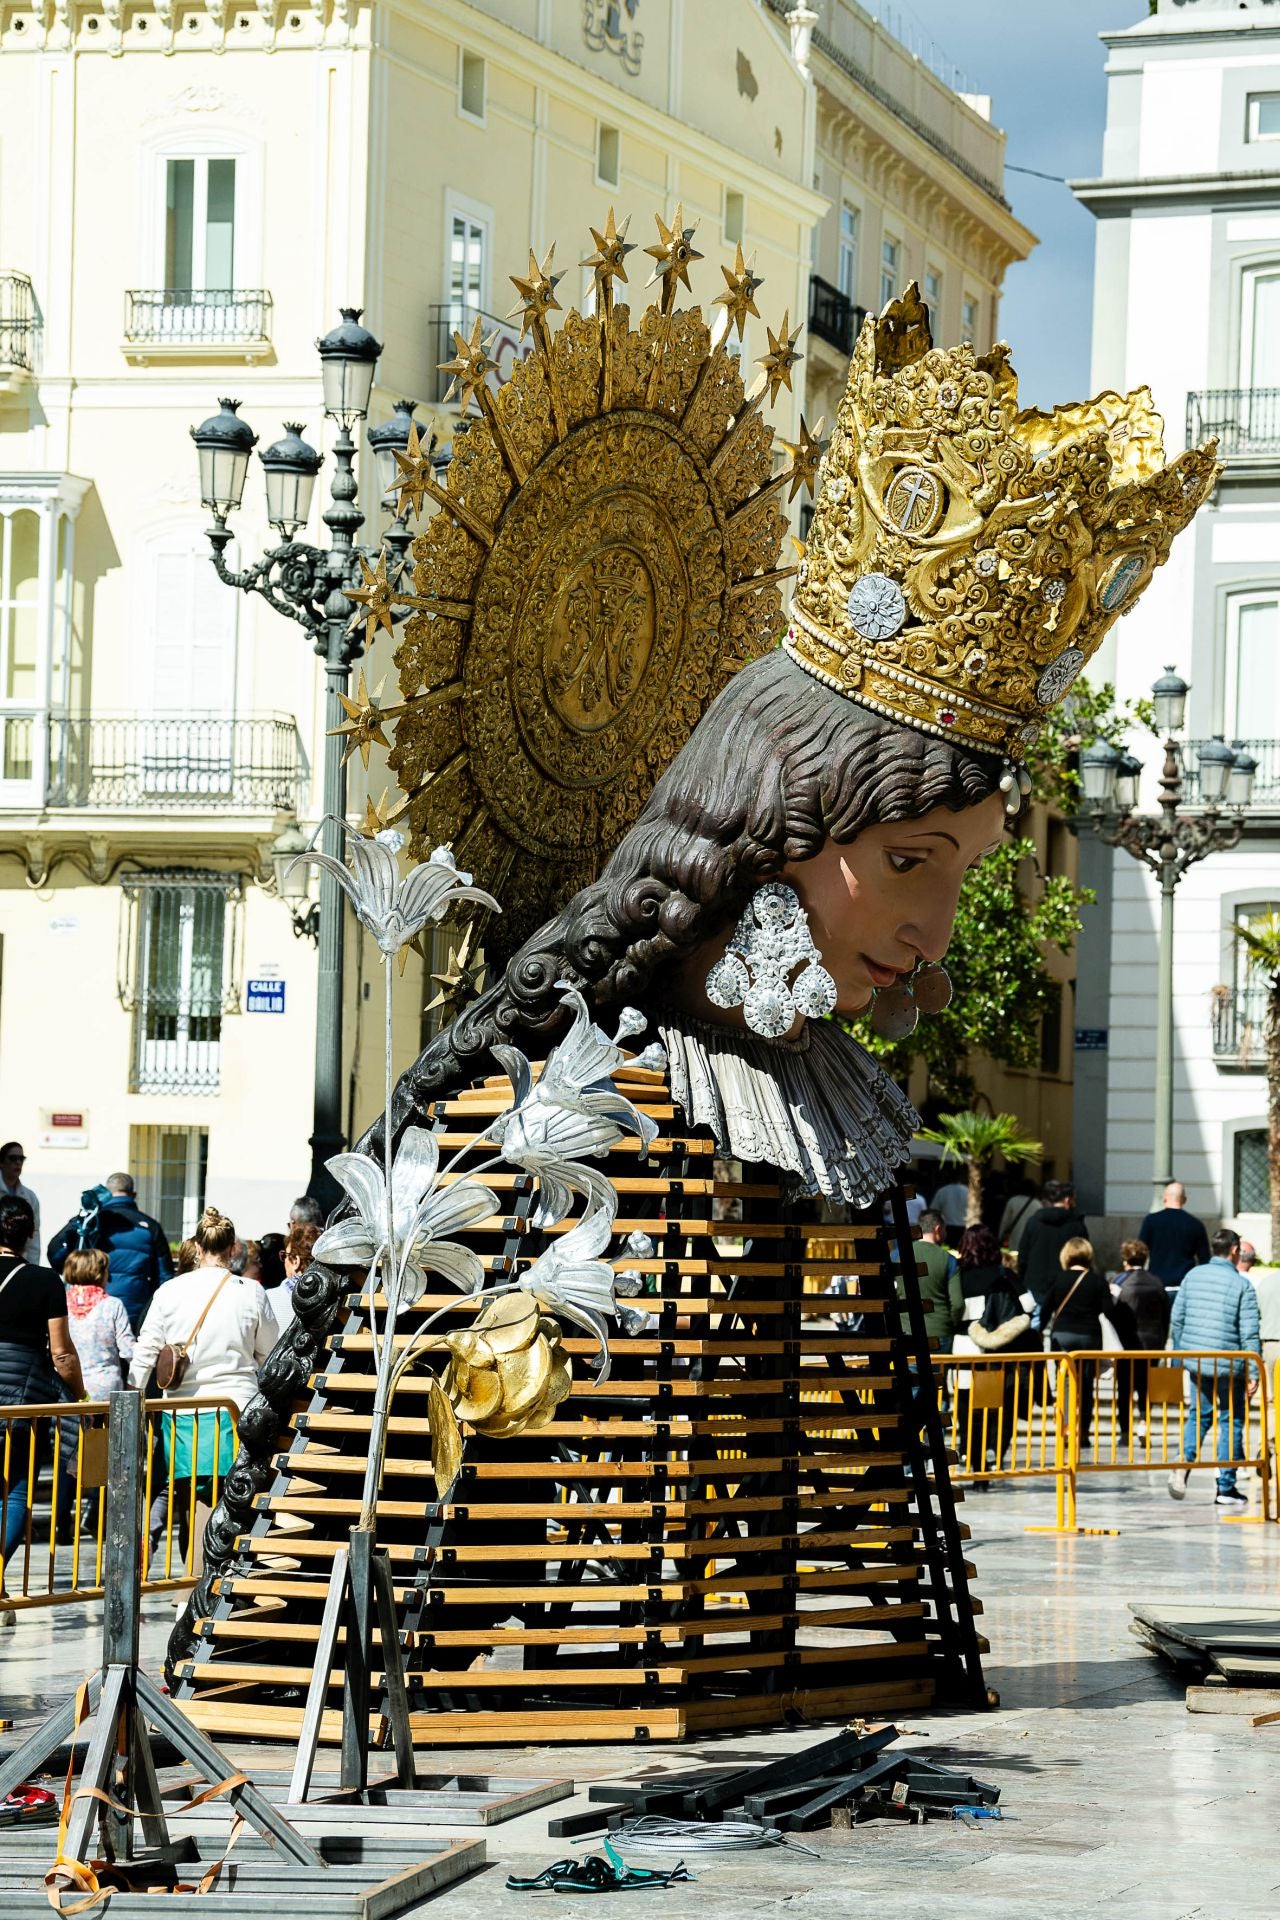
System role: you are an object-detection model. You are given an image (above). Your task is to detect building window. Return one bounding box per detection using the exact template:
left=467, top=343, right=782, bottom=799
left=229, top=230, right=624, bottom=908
left=130, top=1125, right=208, bottom=1242
left=1247, top=92, right=1280, bottom=141
left=838, top=204, right=858, bottom=301
left=1226, top=595, right=1279, bottom=739
left=164, top=157, right=236, bottom=293
left=1234, top=1129, right=1270, bottom=1215
left=448, top=207, right=488, bottom=334
left=924, top=265, right=942, bottom=315
left=596, top=122, right=620, bottom=188
left=724, top=188, right=745, bottom=247
left=459, top=50, right=486, bottom=122
left=1240, top=266, right=1280, bottom=387
left=0, top=509, right=39, bottom=788
left=125, top=875, right=238, bottom=1094
left=880, top=237, right=900, bottom=309
left=962, top=294, right=979, bottom=342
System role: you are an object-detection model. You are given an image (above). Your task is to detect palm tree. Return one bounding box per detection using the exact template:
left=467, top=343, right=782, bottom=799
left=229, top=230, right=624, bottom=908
left=1236, top=913, right=1280, bottom=1257
left=918, top=1110, right=1043, bottom=1228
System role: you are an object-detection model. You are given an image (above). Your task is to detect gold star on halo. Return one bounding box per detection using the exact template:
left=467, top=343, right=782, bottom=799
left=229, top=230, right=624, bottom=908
left=438, top=315, right=498, bottom=416
left=580, top=207, right=635, bottom=305
left=779, top=414, right=827, bottom=502
left=390, top=420, right=437, bottom=520
left=360, top=787, right=395, bottom=837
left=644, top=203, right=703, bottom=296
left=344, top=550, right=402, bottom=650
left=507, top=244, right=564, bottom=340
left=756, top=310, right=803, bottom=405
left=330, top=667, right=391, bottom=771
left=425, top=919, right=487, bottom=1010
left=714, top=244, right=763, bottom=341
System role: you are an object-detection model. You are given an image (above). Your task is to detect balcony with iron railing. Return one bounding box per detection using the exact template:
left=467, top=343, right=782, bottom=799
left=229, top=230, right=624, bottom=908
left=122, top=289, right=273, bottom=362
left=1186, top=388, right=1280, bottom=460
left=41, top=713, right=301, bottom=814
left=0, top=270, right=37, bottom=393
left=807, top=276, right=865, bottom=359
left=1181, top=739, right=1280, bottom=810
left=1211, top=983, right=1271, bottom=1067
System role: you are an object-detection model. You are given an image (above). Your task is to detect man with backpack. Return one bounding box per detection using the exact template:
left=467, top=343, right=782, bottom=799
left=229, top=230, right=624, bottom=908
left=48, top=1172, right=173, bottom=1332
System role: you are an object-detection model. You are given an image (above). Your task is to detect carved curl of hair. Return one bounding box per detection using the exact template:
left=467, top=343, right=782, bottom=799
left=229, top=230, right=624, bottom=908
left=382, top=650, right=1006, bottom=1135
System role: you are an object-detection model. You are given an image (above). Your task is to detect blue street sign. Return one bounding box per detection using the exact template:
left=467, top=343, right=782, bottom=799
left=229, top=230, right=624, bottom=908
left=247, top=979, right=286, bottom=1014
left=1074, top=1028, right=1108, bottom=1051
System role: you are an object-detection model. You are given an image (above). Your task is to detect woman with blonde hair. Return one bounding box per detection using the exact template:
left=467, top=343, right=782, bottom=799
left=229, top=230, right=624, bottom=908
left=130, top=1207, right=277, bottom=1574
left=1042, top=1237, right=1112, bottom=1447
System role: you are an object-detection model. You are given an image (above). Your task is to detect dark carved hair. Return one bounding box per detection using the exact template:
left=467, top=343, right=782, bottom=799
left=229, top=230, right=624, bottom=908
left=385, top=650, right=1006, bottom=1133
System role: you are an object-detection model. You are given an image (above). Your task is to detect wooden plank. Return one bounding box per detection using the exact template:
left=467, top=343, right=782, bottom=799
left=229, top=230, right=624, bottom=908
left=1186, top=1685, right=1280, bottom=1715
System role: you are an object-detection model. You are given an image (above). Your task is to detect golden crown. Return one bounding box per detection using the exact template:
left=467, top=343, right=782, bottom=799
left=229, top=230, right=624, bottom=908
left=786, top=288, right=1219, bottom=761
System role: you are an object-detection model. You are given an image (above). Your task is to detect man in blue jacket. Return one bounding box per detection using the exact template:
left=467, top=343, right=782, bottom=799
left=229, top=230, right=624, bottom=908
left=48, top=1172, right=173, bottom=1331
left=1167, top=1226, right=1261, bottom=1509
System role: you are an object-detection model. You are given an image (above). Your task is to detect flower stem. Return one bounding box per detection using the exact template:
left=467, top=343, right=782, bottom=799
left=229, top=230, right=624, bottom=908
left=359, top=949, right=398, bottom=1531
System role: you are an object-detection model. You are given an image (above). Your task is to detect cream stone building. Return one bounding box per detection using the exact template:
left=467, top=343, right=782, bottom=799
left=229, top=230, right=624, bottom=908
left=0, top=0, right=1031, bottom=1246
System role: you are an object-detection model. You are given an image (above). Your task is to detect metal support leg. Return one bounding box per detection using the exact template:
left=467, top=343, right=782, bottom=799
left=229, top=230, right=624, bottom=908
left=371, top=1545, right=415, bottom=1787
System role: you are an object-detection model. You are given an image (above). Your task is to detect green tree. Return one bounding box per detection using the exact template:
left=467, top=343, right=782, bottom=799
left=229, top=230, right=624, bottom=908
left=1236, top=912, right=1280, bottom=1256
left=918, top=1111, right=1044, bottom=1228
left=1025, top=679, right=1156, bottom=813
left=853, top=837, right=1091, bottom=1105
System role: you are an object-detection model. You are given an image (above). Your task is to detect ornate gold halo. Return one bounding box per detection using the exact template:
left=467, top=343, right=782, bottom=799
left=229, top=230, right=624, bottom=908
left=382, top=210, right=809, bottom=958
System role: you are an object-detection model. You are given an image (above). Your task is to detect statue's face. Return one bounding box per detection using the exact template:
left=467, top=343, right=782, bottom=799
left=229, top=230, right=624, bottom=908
left=783, top=791, right=1006, bottom=1017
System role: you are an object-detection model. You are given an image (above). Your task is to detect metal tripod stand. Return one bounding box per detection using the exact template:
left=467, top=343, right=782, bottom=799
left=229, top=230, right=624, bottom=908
left=0, top=1392, right=322, bottom=1874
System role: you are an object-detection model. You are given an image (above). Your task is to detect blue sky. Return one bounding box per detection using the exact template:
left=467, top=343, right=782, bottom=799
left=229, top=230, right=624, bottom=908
left=870, top=0, right=1151, bottom=408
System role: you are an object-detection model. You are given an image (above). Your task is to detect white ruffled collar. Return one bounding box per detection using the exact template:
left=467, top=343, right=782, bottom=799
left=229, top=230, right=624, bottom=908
left=654, top=1010, right=918, bottom=1207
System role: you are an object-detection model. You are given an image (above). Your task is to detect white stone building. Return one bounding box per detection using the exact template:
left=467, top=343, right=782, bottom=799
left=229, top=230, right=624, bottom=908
left=1073, top=0, right=1280, bottom=1255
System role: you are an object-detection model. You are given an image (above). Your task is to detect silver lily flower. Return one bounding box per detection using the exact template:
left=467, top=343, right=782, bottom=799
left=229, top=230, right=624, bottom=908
left=315, top=1125, right=499, bottom=1308
left=488, top=987, right=658, bottom=1227
left=519, top=1206, right=619, bottom=1382
left=297, top=829, right=500, bottom=958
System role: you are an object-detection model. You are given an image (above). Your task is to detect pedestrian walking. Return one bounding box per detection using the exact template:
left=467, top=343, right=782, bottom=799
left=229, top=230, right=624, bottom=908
left=0, top=1195, right=86, bottom=1621
left=1017, top=1181, right=1088, bottom=1308
left=48, top=1173, right=174, bottom=1333
left=129, top=1207, right=277, bottom=1576
left=1242, top=1241, right=1279, bottom=1403
left=997, top=1176, right=1039, bottom=1256
left=1042, top=1237, right=1112, bottom=1447
left=256, top=1231, right=286, bottom=1290
left=1112, top=1237, right=1172, bottom=1434
left=950, top=1224, right=1037, bottom=1474
left=904, top=1209, right=964, bottom=1347
left=56, top=1248, right=135, bottom=1538
left=1138, top=1181, right=1210, bottom=1289
left=268, top=1220, right=320, bottom=1335
left=0, top=1144, right=40, bottom=1261
left=1167, top=1227, right=1260, bottom=1509
left=928, top=1176, right=969, bottom=1248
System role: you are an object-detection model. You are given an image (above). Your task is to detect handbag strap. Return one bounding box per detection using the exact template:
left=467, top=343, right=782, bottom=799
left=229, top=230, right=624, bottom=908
left=1047, top=1268, right=1088, bottom=1337
left=0, top=1261, right=25, bottom=1304
left=177, top=1271, right=233, bottom=1359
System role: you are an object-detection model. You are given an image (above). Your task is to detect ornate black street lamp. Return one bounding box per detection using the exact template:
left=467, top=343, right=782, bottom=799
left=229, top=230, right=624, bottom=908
left=1079, top=666, right=1256, bottom=1207
left=190, top=313, right=425, bottom=1204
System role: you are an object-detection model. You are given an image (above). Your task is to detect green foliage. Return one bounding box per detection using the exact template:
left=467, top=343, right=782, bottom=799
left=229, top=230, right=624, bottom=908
left=852, top=837, right=1093, bottom=1105
left=1238, top=913, right=1280, bottom=984
left=1026, top=679, right=1156, bottom=813
left=918, top=1110, right=1043, bottom=1171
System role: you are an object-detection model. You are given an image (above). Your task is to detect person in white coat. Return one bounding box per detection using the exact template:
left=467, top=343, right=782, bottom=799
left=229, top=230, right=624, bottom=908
left=130, top=1206, right=277, bottom=1576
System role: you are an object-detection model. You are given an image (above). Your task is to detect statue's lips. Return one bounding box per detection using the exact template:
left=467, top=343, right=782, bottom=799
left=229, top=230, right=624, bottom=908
left=863, top=957, right=908, bottom=988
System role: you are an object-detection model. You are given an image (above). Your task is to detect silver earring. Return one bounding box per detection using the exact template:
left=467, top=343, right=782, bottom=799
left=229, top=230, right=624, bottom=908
left=869, top=960, right=952, bottom=1039
left=706, top=881, right=837, bottom=1039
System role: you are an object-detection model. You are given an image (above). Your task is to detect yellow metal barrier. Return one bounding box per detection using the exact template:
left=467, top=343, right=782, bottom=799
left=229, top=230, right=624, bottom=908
left=939, top=1348, right=1269, bottom=1533
left=0, top=1395, right=238, bottom=1613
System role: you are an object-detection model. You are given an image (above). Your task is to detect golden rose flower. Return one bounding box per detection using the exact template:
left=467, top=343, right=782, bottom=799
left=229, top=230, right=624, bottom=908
left=441, top=1291, right=573, bottom=1439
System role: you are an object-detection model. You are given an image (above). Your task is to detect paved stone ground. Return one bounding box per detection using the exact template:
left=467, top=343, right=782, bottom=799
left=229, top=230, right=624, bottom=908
left=2, top=1468, right=1277, bottom=1916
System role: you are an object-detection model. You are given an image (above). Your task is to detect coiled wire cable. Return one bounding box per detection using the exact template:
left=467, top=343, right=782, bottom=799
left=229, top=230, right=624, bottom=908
left=610, top=1816, right=820, bottom=1859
